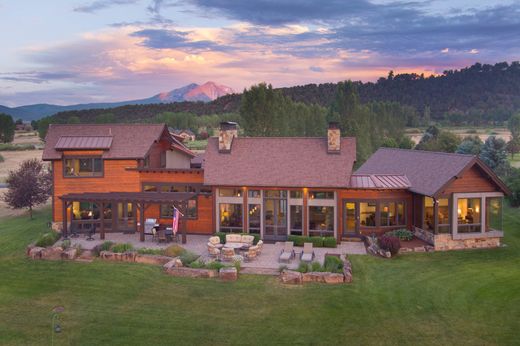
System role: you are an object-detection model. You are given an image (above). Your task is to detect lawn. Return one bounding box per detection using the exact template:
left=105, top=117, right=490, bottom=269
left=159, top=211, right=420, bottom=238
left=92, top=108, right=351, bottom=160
left=0, top=208, right=519, bottom=345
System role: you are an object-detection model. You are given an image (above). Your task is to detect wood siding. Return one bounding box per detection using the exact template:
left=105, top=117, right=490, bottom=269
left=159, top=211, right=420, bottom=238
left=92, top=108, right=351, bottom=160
left=440, top=165, right=498, bottom=195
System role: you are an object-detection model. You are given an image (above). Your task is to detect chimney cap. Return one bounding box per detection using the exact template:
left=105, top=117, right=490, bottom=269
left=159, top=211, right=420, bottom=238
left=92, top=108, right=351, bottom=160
left=328, top=122, right=340, bottom=129
left=220, top=121, right=238, bottom=128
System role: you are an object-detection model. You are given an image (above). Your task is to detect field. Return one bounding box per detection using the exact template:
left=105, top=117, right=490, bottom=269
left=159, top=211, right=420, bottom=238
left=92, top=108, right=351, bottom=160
left=0, top=207, right=519, bottom=345
left=406, top=127, right=511, bottom=145
left=0, top=131, right=43, bottom=183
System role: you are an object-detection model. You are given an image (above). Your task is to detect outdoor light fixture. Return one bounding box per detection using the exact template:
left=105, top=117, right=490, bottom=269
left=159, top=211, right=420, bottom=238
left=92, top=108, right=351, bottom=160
left=51, top=306, right=64, bottom=346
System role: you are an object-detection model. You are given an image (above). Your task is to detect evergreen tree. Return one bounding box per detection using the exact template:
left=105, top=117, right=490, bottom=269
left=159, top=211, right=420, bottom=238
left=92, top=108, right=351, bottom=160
left=480, top=136, right=510, bottom=176
left=456, top=136, right=483, bottom=155
left=0, top=113, right=15, bottom=143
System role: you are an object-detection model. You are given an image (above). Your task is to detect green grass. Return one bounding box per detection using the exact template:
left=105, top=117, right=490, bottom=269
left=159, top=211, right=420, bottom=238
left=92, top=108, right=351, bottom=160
left=185, top=139, right=207, bottom=150
left=0, top=143, right=36, bottom=151
left=0, top=208, right=520, bottom=345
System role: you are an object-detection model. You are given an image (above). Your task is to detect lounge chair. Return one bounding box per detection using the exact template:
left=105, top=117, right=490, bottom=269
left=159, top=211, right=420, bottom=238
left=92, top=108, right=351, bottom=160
left=244, top=245, right=259, bottom=262
left=221, top=247, right=235, bottom=261
left=209, top=236, right=223, bottom=249
left=207, top=243, right=221, bottom=259
left=279, top=241, right=295, bottom=263
left=300, top=243, right=315, bottom=263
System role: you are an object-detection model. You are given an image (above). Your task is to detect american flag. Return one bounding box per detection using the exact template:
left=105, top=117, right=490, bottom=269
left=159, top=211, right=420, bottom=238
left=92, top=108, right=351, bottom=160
left=172, top=206, right=179, bottom=235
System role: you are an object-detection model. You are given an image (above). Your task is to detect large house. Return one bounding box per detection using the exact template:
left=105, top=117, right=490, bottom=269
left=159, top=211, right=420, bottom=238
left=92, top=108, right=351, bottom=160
left=43, top=122, right=510, bottom=250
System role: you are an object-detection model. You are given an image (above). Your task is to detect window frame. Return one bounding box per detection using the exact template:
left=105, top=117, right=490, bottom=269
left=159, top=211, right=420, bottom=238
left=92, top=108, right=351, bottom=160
left=63, top=156, right=104, bottom=178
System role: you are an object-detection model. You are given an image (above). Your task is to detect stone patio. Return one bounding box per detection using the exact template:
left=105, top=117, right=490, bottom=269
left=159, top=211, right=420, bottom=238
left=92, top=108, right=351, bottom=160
left=68, top=233, right=366, bottom=271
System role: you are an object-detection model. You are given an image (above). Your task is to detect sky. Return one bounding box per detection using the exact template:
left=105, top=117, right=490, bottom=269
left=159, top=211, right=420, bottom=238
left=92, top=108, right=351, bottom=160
left=0, top=0, right=519, bottom=106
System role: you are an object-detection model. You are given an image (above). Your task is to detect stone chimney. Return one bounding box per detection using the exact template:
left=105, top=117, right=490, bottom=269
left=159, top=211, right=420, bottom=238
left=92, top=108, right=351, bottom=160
left=218, top=121, right=238, bottom=152
left=327, top=122, right=341, bottom=153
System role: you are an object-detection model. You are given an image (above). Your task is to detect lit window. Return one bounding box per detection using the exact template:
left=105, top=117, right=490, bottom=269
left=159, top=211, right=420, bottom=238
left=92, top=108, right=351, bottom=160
left=486, top=197, right=502, bottom=232
left=457, top=198, right=481, bottom=233
left=219, top=188, right=242, bottom=197
left=219, top=203, right=243, bottom=232
left=64, top=157, right=103, bottom=177
left=309, top=191, right=334, bottom=199
left=308, top=206, right=334, bottom=236
left=360, top=202, right=376, bottom=227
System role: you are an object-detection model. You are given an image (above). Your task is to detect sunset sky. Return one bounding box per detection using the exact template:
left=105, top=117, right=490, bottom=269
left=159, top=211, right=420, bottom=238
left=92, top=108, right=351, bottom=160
left=0, top=0, right=519, bottom=106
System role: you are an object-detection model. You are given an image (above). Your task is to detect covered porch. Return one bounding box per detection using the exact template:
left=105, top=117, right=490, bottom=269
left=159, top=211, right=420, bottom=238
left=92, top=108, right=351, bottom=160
left=60, top=191, right=197, bottom=244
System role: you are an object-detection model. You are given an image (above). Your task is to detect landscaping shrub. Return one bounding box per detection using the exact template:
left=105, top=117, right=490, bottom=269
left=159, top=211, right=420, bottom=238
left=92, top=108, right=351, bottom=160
left=324, top=255, right=344, bottom=273
left=288, top=235, right=303, bottom=246
left=386, top=229, right=414, bottom=241
left=35, top=231, right=60, bottom=247
left=215, top=232, right=227, bottom=244
left=309, top=236, right=324, bottom=247
left=378, top=235, right=401, bottom=256
left=0, top=143, right=36, bottom=151
left=179, top=251, right=199, bottom=265
left=311, top=261, right=323, bottom=272
left=206, top=261, right=226, bottom=271
left=233, top=258, right=241, bottom=271
left=278, top=264, right=288, bottom=273
left=0, top=154, right=4, bottom=163
left=297, top=261, right=309, bottom=273
left=111, top=243, right=134, bottom=253
left=164, top=245, right=186, bottom=257
left=188, top=260, right=205, bottom=269
left=74, top=244, right=83, bottom=256
left=60, top=239, right=71, bottom=249
left=323, top=237, right=337, bottom=248
left=137, top=248, right=164, bottom=255
left=92, top=240, right=114, bottom=256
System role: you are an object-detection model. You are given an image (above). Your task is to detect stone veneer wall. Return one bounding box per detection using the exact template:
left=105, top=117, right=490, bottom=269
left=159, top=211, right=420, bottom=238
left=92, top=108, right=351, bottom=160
left=433, top=234, right=501, bottom=251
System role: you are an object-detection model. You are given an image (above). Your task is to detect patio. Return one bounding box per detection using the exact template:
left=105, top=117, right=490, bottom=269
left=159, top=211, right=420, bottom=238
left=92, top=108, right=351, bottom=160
left=68, top=233, right=366, bottom=271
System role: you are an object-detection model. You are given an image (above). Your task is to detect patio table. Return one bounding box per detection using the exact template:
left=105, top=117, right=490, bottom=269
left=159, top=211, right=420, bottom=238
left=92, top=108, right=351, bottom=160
left=224, top=243, right=246, bottom=249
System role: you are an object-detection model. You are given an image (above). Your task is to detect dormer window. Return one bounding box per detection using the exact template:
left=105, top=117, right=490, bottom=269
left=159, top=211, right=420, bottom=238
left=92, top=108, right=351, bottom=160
left=64, top=157, right=103, bottom=177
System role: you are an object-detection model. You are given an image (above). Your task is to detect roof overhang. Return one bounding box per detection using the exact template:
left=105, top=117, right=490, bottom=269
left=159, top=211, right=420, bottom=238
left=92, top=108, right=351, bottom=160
left=60, top=191, right=197, bottom=203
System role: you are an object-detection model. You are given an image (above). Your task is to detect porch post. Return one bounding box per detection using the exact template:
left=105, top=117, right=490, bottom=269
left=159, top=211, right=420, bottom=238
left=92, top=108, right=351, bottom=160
left=140, top=201, right=145, bottom=242
left=182, top=217, right=187, bottom=244
left=303, top=188, right=309, bottom=236
left=243, top=187, right=248, bottom=233
left=62, top=200, right=68, bottom=239
left=433, top=199, right=439, bottom=234
left=100, top=202, right=105, bottom=240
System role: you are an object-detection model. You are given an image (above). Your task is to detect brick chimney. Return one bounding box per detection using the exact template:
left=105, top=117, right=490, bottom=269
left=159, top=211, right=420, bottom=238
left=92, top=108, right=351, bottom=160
left=327, top=122, right=341, bottom=153
left=218, top=121, right=238, bottom=152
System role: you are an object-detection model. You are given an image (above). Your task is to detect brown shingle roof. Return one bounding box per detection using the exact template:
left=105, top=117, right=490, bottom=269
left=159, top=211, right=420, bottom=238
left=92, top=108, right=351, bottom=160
left=355, top=148, right=476, bottom=196
left=55, top=136, right=113, bottom=150
left=43, top=124, right=169, bottom=160
left=349, top=174, right=410, bottom=189
left=204, top=136, right=356, bottom=188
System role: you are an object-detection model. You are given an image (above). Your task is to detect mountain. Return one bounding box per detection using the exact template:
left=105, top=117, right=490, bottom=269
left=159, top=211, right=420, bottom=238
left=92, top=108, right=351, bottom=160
left=0, top=82, right=234, bottom=121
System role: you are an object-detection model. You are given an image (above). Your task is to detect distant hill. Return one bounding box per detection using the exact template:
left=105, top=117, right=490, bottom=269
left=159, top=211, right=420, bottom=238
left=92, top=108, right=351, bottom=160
left=0, top=81, right=234, bottom=121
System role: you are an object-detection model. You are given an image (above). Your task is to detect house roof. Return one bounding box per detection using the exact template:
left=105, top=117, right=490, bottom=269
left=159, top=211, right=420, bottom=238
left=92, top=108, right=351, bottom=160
left=203, top=136, right=356, bottom=188
left=55, top=136, right=113, bottom=150
left=43, top=124, right=184, bottom=160
left=349, top=174, right=411, bottom=189
left=355, top=148, right=509, bottom=196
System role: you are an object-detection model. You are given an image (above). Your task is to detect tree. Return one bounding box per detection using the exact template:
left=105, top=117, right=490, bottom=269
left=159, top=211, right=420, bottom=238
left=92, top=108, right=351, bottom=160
left=507, top=138, right=520, bottom=159
left=436, top=131, right=461, bottom=153
left=480, top=136, right=510, bottom=176
left=3, top=159, right=52, bottom=219
left=505, top=167, right=520, bottom=207
left=456, top=135, right=482, bottom=155
left=0, top=113, right=15, bottom=143
left=415, top=126, right=460, bottom=153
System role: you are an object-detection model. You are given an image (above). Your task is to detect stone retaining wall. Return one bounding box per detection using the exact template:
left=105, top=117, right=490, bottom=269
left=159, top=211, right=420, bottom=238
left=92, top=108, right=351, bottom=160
left=434, top=234, right=500, bottom=251
left=280, top=258, right=353, bottom=285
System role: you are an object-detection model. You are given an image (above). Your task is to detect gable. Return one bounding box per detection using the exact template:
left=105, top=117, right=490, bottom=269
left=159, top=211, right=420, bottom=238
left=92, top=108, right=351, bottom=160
left=439, top=163, right=505, bottom=196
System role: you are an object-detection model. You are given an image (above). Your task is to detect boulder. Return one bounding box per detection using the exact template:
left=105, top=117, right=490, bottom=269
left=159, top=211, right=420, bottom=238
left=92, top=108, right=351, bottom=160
left=28, top=246, right=44, bottom=259
left=165, top=267, right=218, bottom=278
left=344, top=271, right=353, bottom=283
left=61, top=248, right=77, bottom=260
left=414, top=246, right=426, bottom=252
left=219, top=267, right=238, bottom=281
left=399, top=247, right=413, bottom=254
left=302, top=272, right=326, bottom=283
left=134, top=254, right=172, bottom=265
left=41, top=246, right=63, bottom=260
left=100, top=251, right=115, bottom=260
left=323, top=273, right=344, bottom=284
left=280, top=270, right=303, bottom=285
left=163, top=259, right=178, bottom=271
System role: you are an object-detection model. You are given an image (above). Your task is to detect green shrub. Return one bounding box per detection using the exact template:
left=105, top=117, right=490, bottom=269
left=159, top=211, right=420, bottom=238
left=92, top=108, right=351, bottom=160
left=60, top=239, right=71, bottom=249
left=324, top=256, right=344, bottom=273
left=137, top=248, right=164, bottom=255
left=278, top=264, right=288, bottom=273
left=206, top=261, right=226, bottom=270
left=111, top=243, right=134, bottom=253
left=323, top=237, right=337, bottom=248
left=188, top=260, right=205, bottom=268
left=0, top=154, right=4, bottom=163
left=215, top=232, right=227, bottom=244
left=35, top=231, right=60, bottom=247
left=287, top=235, right=303, bottom=246
left=179, top=251, right=199, bottom=265
left=164, top=245, right=186, bottom=257
left=310, top=261, right=323, bottom=272
left=386, top=229, right=414, bottom=241
left=74, top=244, right=83, bottom=256
left=309, top=236, right=323, bottom=247
left=0, top=143, right=36, bottom=151
left=233, top=258, right=242, bottom=272
left=92, top=241, right=115, bottom=257
left=297, top=262, right=309, bottom=273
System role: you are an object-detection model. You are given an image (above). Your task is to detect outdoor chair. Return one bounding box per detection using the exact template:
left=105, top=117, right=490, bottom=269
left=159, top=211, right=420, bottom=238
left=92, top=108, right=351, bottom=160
left=71, top=228, right=80, bottom=238
left=256, top=240, right=264, bottom=254
left=207, top=243, right=221, bottom=259
left=244, top=245, right=259, bottom=262
left=300, top=243, right=315, bottom=263
left=221, top=247, right=235, bottom=261
left=225, top=234, right=242, bottom=247
left=209, top=236, right=223, bottom=249
left=241, top=235, right=255, bottom=246
left=86, top=226, right=96, bottom=241
left=157, top=229, right=167, bottom=243
left=279, top=241, right=295, bottom=263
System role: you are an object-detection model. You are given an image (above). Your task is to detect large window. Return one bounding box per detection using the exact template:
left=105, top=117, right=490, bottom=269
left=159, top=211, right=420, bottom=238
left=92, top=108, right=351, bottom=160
left=248, top=204, right=261, bottom=234
left=219, top=203, right=243, bottom=233
left=64, top=157, right=103, bottom=177
left=219, top=188, right=242, bottom=197
left=486, top=197, right=503, bottom=232
left=309, top=206, right=334, bottom=236
left=143, top=183, right=198, bottom=219
left=161, top=199, right=197, bottom=219
left=457, top=198, right=481, bottom=233
left=360, top=202, right=376, bottom=227
left=248, top=190, right=261, bottom=198
left=309, top=191, right=334, bottom=200
left=71, top=201, right=112, bottom=231
left=379, top=201, right=405, bottom=227
left=437, top=198, right=450, bottom=233
left=290, top=205, right=303, bottom=235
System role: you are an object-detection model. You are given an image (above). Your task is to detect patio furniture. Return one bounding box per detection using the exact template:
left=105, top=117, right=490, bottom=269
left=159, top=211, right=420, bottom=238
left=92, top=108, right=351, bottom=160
left=225, top=234, right=254, bottom=248
left=300, top=243, right=315, bottom=263
left=144, top=218, right=157, bottom=239
left=209, top=236, right=223, bottom=249
left=86, top=226, right=96, bottom=241
left=157, top=229, right=167, bottom=243
left=207, top=243, right=221, bottom=259
left=241, top=235, right=255, bottom=246
left=222, top=247, right=235, bottom=261
left=279, top=241, right=295, bottom=263
left=71, top=228, right=80, bottom=238
left=243, top=245, right=259, bottom=262
left=225, top=243, right=246, bottom=249
left=256, top=240, right=264, bottom=254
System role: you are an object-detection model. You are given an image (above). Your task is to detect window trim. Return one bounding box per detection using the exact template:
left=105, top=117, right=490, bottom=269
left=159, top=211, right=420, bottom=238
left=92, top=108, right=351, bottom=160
left=452, top=192, right=504, bottom=236
left=63, top=156, right=104, bottom=178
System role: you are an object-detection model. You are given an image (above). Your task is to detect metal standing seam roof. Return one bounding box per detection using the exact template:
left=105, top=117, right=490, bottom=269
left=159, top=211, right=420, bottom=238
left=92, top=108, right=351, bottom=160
left=349, top=174, right=411, bottom=189
left=55, top=136, right=113, bottom=150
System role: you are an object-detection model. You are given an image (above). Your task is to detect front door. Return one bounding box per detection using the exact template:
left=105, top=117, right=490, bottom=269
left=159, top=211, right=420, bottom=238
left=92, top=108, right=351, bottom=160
left=343, top=201, right=360, bottom=237
left=264, top=193, right=288, bottom=241
left=117, top=202, right=135, bottom=233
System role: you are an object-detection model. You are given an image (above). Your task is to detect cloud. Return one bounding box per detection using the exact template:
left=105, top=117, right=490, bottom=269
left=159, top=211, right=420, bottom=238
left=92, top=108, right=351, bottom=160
left=74, top=0, right=140, bottom=13
left=130, top=28, right=230, bottom=51
left=309, top=66, right=324, bottom=72
left=0, top=71, right=77, bottom=84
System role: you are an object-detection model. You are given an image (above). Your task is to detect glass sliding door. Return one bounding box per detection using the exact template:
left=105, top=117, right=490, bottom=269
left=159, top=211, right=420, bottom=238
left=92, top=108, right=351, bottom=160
left=264, top=191, right=288, bottom=241
left=117, top=202, right=135, bottom=233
